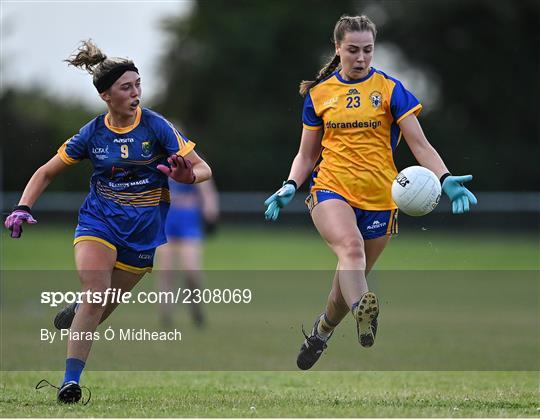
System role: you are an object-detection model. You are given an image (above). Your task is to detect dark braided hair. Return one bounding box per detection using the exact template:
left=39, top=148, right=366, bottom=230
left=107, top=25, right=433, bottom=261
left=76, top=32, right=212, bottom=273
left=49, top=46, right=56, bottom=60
left=299, top=15, right=377, bottom=97
left=299, top=54, right=341, bottom=98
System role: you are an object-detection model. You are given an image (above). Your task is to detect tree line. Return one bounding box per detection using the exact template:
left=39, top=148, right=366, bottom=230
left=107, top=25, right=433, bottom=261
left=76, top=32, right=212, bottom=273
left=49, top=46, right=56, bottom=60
left=2, top=0, right=538, bottom=192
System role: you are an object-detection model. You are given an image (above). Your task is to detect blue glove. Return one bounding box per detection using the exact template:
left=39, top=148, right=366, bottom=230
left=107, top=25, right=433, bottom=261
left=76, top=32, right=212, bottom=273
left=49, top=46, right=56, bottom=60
left=264, top=182, right=296, bottom=221
left=442, top=175, right=478, bottom=214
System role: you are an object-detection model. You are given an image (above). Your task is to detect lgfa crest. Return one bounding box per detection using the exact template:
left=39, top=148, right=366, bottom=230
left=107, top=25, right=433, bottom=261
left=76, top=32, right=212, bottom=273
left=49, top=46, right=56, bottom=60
left=141, top=141, right=152, bottom=158
left=370, top=91, right=382, bottom=108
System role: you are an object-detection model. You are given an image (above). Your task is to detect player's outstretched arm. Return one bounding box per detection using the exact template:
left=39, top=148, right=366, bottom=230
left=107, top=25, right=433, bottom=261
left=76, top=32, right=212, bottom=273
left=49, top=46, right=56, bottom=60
left=157, top=151, right=212, bottom=184
left=264, top=128, right=323, bottom=221
left=5, top=155, right=69, bottom=238
left=399, top=114, right=477, bottom=214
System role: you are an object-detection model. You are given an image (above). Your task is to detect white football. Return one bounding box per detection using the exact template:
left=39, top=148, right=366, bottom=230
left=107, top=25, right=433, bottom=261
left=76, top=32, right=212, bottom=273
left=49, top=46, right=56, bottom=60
left=391, top=166, right=441, bottom=216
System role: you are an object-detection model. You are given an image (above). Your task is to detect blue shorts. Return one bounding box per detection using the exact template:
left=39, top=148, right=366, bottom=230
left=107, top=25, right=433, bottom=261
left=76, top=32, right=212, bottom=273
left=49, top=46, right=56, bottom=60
left=74, top=225, right=155, bottom=274
left=306, top=190, right=398, bottom=240
left=165, top=207, right=203, bottom=240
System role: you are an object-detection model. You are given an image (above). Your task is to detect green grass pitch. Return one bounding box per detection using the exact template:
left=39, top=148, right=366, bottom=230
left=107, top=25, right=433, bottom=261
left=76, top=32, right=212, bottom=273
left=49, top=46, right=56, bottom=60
left=1, top=223, right=539, bottom=417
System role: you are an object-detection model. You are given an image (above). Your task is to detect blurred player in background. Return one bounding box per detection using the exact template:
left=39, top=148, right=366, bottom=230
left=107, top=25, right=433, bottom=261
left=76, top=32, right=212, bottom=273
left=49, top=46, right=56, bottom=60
left=4, top=40, right=212, bottom=403
left=264, top=15, right=477, bottom=370
left=157, top=177, right=219, bottom=327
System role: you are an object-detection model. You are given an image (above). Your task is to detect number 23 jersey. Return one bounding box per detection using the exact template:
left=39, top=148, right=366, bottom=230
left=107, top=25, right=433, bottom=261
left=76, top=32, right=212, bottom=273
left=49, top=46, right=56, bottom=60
left=57, top=107, right=195, bottom=251
left=303, top=68, right=422, bottom=210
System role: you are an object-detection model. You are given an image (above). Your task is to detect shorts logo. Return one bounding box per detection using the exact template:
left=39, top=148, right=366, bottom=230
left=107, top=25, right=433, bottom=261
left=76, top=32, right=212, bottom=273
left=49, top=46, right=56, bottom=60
left=370, top=91, right=382, bottom=108
left=138, top=253, right=153, bottom=260
left=367, top=220, right=387, bottom=230
left=141, top=141, right=152, bottom=158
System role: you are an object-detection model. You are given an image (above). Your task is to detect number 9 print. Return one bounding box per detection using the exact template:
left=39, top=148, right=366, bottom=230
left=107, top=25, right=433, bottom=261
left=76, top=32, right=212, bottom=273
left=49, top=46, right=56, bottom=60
left=120, top=144, right=129, bottom=158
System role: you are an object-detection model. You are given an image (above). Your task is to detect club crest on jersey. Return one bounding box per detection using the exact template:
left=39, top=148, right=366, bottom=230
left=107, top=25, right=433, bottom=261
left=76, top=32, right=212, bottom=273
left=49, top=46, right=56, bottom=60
left=347, top=88, right=360, bottom=95
left=370, top=91, right=382, bottom=108
left=141, top=141, right=152, bottom=158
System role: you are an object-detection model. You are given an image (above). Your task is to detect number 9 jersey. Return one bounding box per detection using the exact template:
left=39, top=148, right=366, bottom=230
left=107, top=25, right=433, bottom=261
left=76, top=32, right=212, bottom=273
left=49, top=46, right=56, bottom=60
left=57, top=107, right=195, bottom=251
left=303, top=68, right=422, bottom=210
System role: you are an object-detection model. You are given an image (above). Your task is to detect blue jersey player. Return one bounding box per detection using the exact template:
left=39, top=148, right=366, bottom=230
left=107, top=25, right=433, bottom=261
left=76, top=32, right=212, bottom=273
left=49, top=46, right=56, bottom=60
left=4, top=40, right=212, bottom=403
left=157, top=178, right=219, bottom=327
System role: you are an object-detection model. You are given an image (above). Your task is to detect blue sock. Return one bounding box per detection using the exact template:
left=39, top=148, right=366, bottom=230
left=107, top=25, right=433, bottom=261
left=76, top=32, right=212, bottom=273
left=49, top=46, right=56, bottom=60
left=63, top=358, right=85, bottom=385
left=351, top=301, right=360, bottom=312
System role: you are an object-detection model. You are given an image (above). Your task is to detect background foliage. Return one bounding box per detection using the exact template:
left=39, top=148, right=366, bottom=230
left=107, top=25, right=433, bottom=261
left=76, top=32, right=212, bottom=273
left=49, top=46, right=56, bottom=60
left=2, top=0, right=539, bottom=191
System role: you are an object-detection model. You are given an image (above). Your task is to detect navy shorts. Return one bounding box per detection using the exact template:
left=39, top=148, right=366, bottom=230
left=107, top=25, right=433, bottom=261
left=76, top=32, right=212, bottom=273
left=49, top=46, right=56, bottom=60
left=74, top=225, right=155, bottom=274
left=306, top=190, right=398, bottom=240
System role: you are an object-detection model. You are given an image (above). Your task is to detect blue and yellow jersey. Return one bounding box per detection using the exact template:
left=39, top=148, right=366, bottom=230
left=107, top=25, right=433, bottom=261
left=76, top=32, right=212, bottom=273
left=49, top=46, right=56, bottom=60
left=303, top=67, right=422, bottom=210
left=57, top=107, right=195, bottom=251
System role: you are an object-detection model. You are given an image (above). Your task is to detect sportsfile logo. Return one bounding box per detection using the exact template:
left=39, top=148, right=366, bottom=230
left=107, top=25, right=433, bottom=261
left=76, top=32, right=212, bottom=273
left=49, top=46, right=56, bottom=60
left=325, top=120, right=382, bottom=129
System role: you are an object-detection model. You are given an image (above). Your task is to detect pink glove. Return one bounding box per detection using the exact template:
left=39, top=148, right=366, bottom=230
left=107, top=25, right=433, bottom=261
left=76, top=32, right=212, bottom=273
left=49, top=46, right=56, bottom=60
left=157, top=154, right=196, bottom=184
left=4, top=206, right=37, bottom=238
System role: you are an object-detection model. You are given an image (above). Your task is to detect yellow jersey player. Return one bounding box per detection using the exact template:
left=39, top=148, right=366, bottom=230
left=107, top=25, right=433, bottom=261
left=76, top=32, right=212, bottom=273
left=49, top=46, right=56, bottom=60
left=264, top=15, right=477, bottom=370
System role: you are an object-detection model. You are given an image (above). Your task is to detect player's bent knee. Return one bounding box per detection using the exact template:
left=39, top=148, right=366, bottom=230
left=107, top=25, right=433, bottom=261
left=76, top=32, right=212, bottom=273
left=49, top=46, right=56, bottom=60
left=335, top=238, right=365, bottom=261
left=78, top=272, right=111, bottom=283
left=78, top=271, right=111, bottom=289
